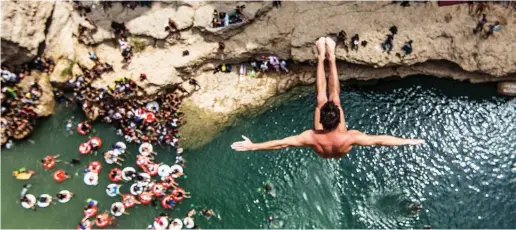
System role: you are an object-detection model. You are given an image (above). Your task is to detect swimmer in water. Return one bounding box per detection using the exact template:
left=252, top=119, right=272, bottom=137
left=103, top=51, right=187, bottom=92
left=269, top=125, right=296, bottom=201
left=20, top=195, right=36, bottom=211
left=64, top=158, right=81, bottom=166
left=264, top=182, right=276, bottom=199
left=66, top=119, right=73, bottom=133
left=231, top=37, right=424, bottom=158
left=201, top=208, right=214, bottom=219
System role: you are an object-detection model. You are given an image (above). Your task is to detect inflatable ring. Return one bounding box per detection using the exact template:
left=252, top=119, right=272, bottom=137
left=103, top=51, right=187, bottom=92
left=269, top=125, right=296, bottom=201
left=113, top=148, right=123, bottom=156
left=88, top=136, right=102, bottom=149
left=154, top=216, right=169, bottom=229
left=130, top=183, right=144, bottom=196
left=183, top=217, right=195, bottom=229
left=109, top=168, right=122, bottom=182
left=144, top=113, right=156, bottom=124
left=84, top=206, right=98, bottom=218
left=84, top=172, right=99, bottom=186
left=88, top=161, right=102, bottom=173
left=115, top=141, right=127, bottom=150
left=161, top=195, right=175, bottom=209
left=21, top=194, right=36, bottom=209
left=53, top=169, right=67, bottom=183
left=169, top=218, right=183, bottom=230
left=139, top=142, right=153, bottom=155
left=145, top=163, right=159, bottom=176
left=43, top=156, right=56, bottom=170
left=104, top=151, right=115, bottom=164
left=95, top=213, right=110, bottom=228
left=37, top=194, right=52, bottom=208
left=77, top=122, right=92, bottom=135
left=106, top=184, right=120, bottom=197
left=122, top=194, right=136, bottom=208
left=110, top=202, right=125, bottom=217
left=172, top=187, right=185, bottom=202
left=170, top=164, right=183, bottom=179
left=58, top=190, right=72, bottom=203
left=122, top=167, right=136, bottom=182
left=136, top=155, right=150, bottom=168
left=79, top=142, right=92, bottom=155
left=138, top=192, right=152, bottom=205
left=158, top=164, right=171, bottom=178
left=152, top=183, right=165, bottom=197
left=161, top=176, right=175, bottom=188
left=77, top=220, right=92, bottom=230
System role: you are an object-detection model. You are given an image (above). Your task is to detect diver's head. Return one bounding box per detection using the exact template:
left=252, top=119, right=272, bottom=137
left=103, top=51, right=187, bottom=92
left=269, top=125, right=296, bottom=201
left=320, top=101, right=340, bottom=131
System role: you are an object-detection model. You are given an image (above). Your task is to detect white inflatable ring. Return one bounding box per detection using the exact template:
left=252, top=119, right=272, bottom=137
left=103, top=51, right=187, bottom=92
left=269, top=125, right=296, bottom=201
left=104, top=151, right=115, bottom=164
left=158, top=164, right=171, bottom=177
left=154, top=216, right=169, bottom=229
left=84, top=172, right=99, bottom=186
left=169, top=218, right=183, bottom=230
left=58, top=190, right=72, bottom=203
left=139, top=142, right=153, bottom=155
left=113, top=149, right=123, bottom=156
left=37, top=194, right=52, bottom=208
left=106, top=184, right=119, bottom=197
left=110, top=202, right=125, bottom=217
left=130, top=183, right=144, bottom=196
left=115, top=141, right=127, bottom=150
left=170, top=164, right=183, bottom=178
left=183, top=217, right=195, bottom=229
left=122, top=167, right=136, bottom=182
left=21, top=194, right=36, bottom=209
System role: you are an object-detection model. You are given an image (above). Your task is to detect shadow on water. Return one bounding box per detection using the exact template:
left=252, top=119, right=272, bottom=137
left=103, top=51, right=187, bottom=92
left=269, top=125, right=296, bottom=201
left=2, top=75, right=515, bottom=229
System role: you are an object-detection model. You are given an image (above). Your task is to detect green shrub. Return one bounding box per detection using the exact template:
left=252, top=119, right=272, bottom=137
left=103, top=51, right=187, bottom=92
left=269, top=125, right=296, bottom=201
left=130, top=38, right=148, bottom=53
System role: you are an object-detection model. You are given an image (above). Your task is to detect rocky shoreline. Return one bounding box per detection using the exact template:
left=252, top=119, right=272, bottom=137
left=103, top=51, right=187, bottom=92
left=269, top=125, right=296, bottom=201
left=2, top=1, right=515, bottom=147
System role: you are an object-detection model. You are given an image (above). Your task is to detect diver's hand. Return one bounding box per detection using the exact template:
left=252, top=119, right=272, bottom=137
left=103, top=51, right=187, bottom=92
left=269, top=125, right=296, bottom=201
left=231, top=135, right=255, bottom=151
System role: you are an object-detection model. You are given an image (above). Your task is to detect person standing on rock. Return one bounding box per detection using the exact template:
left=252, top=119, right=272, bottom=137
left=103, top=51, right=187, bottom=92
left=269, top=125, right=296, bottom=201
left=231, top=37, right=424, bottom=158
left=473, top=14, right=487, bottom=34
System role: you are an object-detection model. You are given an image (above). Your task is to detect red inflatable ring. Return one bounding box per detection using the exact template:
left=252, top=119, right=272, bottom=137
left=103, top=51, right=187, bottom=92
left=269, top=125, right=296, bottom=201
left=161, top=195, right=175, bottom=209
left=152, top=183, right=165, bottom=197
left=138, top=192, right=152, bottom=205
left=42, top=155, right=56, bottom=170
left=136, top=155, right=149, bottom=169
left=144, top=113, right=156, bottom=123
left=84, top=206, right=98, bottom=218
left=122, top=194, right=136, bottom=208
left=77, top=122, right=92, bottom=135
left=88, top=161, right=102, bottom=174
left=144, top=163, right=159, bottom=176
left=161, top=176, right=176, bottom=188
left=109, top=168, right=122, bottom=182
left=53, top=169, right=67, bottom=183
left=95, top=213, right=110, bottom=228
left=172, top=187, right=186, bottom=202
left=88, top=137, right=103, bottom=149
left=79, top=142, right=92, bottom=155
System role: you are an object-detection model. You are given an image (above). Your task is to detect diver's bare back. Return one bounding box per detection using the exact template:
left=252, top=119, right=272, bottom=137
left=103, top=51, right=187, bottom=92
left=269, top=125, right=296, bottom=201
left=230, top=37, right=424, bottom=158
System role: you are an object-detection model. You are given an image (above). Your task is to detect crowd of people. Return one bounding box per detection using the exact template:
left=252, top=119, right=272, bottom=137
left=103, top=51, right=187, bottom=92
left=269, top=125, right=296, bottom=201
left=212, top=5, right=247, bottom=28
left=1, top=57, right=55, bottom=148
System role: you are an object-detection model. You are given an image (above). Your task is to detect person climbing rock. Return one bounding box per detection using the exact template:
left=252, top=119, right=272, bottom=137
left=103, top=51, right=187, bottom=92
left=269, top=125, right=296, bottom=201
left=351, top=34, right=359, bottom=51
left=382, top=35, right=394, bottom=54
left=402, top=40, right=413, bottom=57
left=140, top=73, right=147, bottom=81
left=231, top=37, right=424, bottom=158
left=218, top=41, right=225, bottom=52
left=473, top=14, right=487, bottom=34
left=337, top=30, right=349, bottom=52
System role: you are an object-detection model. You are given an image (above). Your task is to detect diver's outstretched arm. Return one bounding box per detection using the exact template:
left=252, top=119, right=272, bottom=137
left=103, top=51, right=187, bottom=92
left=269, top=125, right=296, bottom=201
left=350, top=130, right=424, bottom=146
left=314, top=37, right=327, bottom=131
left=231, top=132, right=312, bottom=151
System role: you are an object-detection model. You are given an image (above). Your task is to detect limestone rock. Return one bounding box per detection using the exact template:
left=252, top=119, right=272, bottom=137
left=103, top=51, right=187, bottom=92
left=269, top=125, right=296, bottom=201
left=126, top=5, right=195, bottom=39
left=44, top=1, right=76, bottom=60
left=18, top=71, right=55, bottom=117
left=1, top=1, right=55, bottom=64
left=49, top=59, right=74, bottom=85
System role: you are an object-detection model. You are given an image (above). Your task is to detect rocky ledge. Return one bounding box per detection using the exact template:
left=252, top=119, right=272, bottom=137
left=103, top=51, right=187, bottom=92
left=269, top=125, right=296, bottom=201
left=2, top=1, right=515, bottom=147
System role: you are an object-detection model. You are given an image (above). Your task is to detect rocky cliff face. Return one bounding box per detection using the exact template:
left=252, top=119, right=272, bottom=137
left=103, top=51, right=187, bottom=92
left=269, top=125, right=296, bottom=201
left=2, top=1, right=515, bottom=147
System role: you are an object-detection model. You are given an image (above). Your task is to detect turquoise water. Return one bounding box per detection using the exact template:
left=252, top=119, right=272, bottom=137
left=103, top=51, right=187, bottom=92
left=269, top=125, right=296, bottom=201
left=2, top=76, right=515, bottom=229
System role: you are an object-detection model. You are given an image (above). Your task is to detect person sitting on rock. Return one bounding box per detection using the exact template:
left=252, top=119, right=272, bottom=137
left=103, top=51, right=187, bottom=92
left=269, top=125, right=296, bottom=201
left=337, top=30, right=348, bottom=52
left=351, top=34, right=359, bottom=51
left=280, top=59, right=289, bottom=73
left=473, top=14, right=487, bottom=34
left=402, top=40, right=413, bottom=57
left=381, top=34, right=394, bottom=54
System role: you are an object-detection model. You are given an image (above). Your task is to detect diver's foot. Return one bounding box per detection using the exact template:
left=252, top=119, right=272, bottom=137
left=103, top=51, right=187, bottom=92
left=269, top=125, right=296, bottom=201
left=315, top=37, right=326, bottom=60
left=325, top=37, right=336, bottom=61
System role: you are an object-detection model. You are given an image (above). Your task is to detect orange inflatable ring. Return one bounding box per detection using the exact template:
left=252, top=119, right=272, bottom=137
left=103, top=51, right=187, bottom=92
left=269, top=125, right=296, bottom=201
left=43, top=156, right=56, bottom=170
left=122, top=194, right=136, bottom=208
left=109, top=168, right=122, bottom=182
left=95, top=213, right=110, bottom=228
left=161, top=176, right=175, bottom=188
left=79, top=142, right=92, bottom=155
left=77, top=122, right=92, bottom=135
left=53, top=169, right=67, bottom=183
left=144, top=163, right=159, bottom=176
left=161, top=195, right=175, bottom=209
left=84, top=206, right=98, bottom=218
left=172, top=187, right=185, bottom=202
left=152, top=183, right=165, bottom=197
left=88, top=137, right=103, bottom=149
left=144, top=113, right=156, bottom=123
left=88, top=161, right=102, bottom=174
left=136, top=155, right=149, bottom=168
left=138, top=192, right=152, bottom=205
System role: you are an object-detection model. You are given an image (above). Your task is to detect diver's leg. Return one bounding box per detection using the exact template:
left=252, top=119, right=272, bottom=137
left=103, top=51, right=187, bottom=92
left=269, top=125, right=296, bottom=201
left=325, top=37, right=347, bottom=130
left=314, top=37, right=327, bottom=131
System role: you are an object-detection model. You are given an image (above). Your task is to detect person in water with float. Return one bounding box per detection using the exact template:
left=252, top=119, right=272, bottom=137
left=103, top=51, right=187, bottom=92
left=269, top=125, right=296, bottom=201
left=95, top=211, right=114, bottom=228
left=41, top=154, right=61, bottom=170
left=55, top=190, right=75, bottom=203
left=82, top=199, right=99, bottom=221
left=53, top=169, right=71, bottom=183
left=77, top=121, right=92, bottom=135
left=171, top=187, right=191, bottom=202
left=12, top=168, right=35, bottom=180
